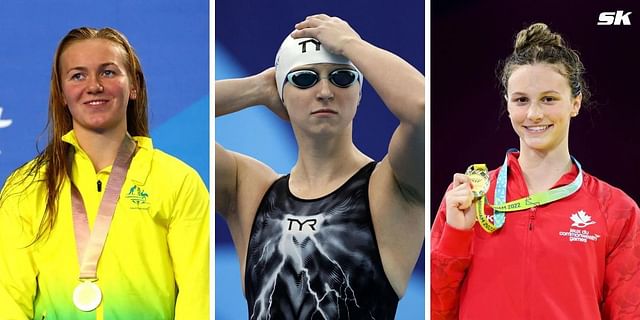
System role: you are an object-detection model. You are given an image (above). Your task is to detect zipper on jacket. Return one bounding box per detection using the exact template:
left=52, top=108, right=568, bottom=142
left=524, top=206, right=537, bottom=318
left=528, top=207, right=537, bottom=231
left=97, top=180, right=102, bottom=192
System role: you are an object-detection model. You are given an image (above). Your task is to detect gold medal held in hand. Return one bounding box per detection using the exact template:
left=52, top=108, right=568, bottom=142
left=465, top=164, right=490, bottom=199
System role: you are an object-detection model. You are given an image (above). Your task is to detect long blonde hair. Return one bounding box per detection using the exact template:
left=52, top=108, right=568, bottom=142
left=0, top=27, right=149, bottom=244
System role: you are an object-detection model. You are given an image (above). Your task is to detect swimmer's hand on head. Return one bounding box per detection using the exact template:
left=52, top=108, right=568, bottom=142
left=215, top=67, right=289, bottom=121
left=255, top=67, right=289, bottom=121
left=291, top=14, right=362, bottom=56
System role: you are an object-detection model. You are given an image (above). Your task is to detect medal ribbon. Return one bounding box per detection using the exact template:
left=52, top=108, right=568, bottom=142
left=475, top=196, right=497, bottom=233
left=475, top=149, right=583, bottom=233
left=70, top=136, right=136, bottom=280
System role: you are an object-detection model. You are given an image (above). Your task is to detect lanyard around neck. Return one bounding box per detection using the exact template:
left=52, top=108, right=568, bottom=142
left=473, top=149, right=583, bottom=233
left=70, top=136, right=136, bottom=279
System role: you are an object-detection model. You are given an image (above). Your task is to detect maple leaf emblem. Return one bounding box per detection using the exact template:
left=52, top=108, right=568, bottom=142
left=570, top=210, right=596, bottom=228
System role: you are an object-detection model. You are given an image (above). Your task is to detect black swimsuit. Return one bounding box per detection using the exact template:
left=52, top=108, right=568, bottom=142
left=245, top=162, right=398, bottom=320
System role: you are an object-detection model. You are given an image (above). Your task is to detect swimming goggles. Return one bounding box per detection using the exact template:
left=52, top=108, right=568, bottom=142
left=286, top=69, right=359, bottom=89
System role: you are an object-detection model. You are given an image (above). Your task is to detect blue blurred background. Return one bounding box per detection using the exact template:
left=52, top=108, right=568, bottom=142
left=0, top=0, right=209, bottom=186
left=215, top=1, right=425, bottom=319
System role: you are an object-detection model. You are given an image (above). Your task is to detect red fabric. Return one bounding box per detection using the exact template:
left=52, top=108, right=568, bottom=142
left=431, top=153, right=640, bottom=319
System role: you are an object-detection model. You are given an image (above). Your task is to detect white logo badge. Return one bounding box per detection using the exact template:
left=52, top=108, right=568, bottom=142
left=0, top=107, right=12, bottom=128
left=559, top=210, right=600, bottom=243
left=598, top=11, right=632, bottom=26
left=570, top=210, right=596, bottom=228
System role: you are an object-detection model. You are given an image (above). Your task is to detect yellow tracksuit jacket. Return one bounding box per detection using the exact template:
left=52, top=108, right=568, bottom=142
left=0, top=131, right=209, bottom=319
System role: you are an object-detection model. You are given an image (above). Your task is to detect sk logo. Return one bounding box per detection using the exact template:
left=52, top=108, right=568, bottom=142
left=598, top=11, right=632, bottom=25
left=126, top=184, right=149, bottom=209
left=0, top=107, right=13, bottom=128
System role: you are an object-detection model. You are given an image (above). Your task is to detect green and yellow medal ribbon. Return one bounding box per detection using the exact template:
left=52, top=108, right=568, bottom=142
left=466, top=150, right=584, bottom=233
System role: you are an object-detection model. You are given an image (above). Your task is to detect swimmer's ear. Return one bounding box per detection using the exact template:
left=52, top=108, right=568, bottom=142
left=274, top=98, right=291, bottom=122
left=571, top=93, right=582, bottom=117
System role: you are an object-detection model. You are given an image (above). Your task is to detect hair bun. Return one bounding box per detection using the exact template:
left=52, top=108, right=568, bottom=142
left=514, top=23, right=563, bottom=52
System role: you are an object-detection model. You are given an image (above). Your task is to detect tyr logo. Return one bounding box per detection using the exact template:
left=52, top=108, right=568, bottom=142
left=283, top=213, right=324, bottom=236
left=298, top=39, right=321, bottom=53
left=287, top=218, right=317, bottom=231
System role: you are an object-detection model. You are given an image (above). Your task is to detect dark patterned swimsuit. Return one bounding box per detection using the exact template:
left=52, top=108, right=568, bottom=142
left=245, top=162, right=399, bottom=320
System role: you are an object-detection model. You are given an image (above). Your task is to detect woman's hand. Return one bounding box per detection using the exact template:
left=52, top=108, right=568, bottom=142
left=291, top=14, right=361, bottom=56
left=215, top=67, right=288, bottom=120
left=255, top=67, right=289, bottom=121
left=445, top=174, right=477, bottom=230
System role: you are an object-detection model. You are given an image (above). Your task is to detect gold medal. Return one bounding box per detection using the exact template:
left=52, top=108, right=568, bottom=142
left=73, top=281, right=102, bottom=312
left=465, top=164, right=490, bottom=199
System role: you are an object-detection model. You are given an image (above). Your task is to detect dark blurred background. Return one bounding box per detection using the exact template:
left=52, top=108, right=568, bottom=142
left=432, top=0, right=640, bottom=225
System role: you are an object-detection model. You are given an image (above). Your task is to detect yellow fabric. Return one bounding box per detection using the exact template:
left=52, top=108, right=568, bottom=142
left=0, top=131, right=209, bottom=319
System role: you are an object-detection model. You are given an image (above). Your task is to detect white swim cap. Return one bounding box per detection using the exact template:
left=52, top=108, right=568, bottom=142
left=274, top=35, right=363, bottom=100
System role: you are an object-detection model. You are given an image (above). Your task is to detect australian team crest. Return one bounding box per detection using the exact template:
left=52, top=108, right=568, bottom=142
left=125, top=184, right=150, bottom=209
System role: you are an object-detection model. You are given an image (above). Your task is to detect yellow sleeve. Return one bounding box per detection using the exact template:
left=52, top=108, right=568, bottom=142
left=0, top=190, right=38, bottom=320
left=167, top=168, right=209, bottom=319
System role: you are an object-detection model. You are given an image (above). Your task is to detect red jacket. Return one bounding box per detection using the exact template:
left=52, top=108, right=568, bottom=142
left=431, top=153, right=640, bottom=319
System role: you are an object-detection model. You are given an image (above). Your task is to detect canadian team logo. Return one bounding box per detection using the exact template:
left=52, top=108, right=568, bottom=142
left=570, top=210, right=596, bottom=228
left=559, top=210, right=600, bottom=243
